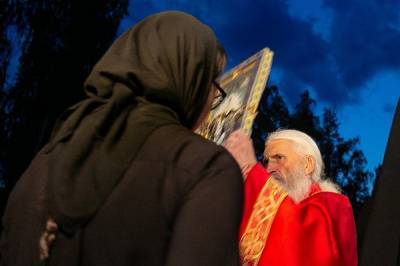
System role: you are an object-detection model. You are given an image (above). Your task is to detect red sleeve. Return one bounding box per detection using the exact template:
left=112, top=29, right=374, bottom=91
left=296, top=195, right=357, bottom=266
left=239, top=163, right=270, bottom=237
left=262, top=193, right=358, bottom=266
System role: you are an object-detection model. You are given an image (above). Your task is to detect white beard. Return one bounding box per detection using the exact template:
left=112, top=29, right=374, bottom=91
left=272, top=165, right=312, bottom=204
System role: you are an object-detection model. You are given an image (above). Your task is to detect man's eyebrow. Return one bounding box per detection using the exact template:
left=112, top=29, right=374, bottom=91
left=265, top=154, right=284, bottom=159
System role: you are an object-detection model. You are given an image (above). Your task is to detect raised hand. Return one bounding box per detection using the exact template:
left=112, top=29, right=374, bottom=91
left=224, top=129, right=257, bottom=179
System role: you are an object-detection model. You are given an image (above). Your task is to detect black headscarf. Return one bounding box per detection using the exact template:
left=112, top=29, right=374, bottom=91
left=44, top=11, right=220, bottom=235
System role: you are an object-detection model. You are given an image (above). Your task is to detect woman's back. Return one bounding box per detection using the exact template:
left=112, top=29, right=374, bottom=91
left=78, top=124, right=243, bottom=265
left=1, top=124, right=243, bottom=265
left=1, top=11, right=244, bottom=265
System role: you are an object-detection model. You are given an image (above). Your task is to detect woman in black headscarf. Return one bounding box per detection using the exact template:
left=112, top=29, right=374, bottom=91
left=1, top=11, right=243, bottom=265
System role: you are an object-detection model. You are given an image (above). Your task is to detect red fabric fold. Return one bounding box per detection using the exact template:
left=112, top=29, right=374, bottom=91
left=240, top=164, right=358, bottom=266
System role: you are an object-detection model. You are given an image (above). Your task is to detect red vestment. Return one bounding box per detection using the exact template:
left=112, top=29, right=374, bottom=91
left=239, top=163, right=358, bottom=266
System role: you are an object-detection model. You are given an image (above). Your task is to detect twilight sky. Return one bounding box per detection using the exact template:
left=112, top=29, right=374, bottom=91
left=119, top=0, right=400, bottom=173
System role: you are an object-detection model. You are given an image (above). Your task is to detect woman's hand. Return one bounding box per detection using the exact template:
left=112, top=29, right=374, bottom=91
left=39, top=217, right=58, bottom=261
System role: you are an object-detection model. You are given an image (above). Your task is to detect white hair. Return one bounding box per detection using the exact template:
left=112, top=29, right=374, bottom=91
left=265, top=129, right=324, bottom=182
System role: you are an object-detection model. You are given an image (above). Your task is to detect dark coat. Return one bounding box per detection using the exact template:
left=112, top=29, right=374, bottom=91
left=357, top=99, right=400, bottom=266
left=1, top=123, right=243, bottom=266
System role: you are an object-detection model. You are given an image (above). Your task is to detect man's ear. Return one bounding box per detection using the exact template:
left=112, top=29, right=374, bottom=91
left=304, top=155, right=315, bottom=176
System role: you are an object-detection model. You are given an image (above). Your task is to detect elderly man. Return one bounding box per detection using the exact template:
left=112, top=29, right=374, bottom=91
left=225, top=129, right=357, bottom=266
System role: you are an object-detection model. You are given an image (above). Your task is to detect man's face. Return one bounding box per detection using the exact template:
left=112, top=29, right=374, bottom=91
left=263, top=139, right=306, bottom=189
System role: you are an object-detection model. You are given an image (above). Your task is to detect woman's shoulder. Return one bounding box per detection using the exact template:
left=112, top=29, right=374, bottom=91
left=140, top=124, right=240, bottom=174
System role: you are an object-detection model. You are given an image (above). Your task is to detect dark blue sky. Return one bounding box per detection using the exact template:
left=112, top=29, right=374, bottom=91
left=119, top=0, right=399, bottom=175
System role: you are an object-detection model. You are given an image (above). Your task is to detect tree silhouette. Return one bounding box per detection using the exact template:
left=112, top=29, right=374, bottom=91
left=290, top=90, right=323, bottom=141
left=0, top=0, right=129, bottom=216
left=319, top=108, right=340, bottom=179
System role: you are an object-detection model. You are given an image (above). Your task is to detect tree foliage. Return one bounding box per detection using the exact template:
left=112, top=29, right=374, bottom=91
left=0, top=0, right=129, bottom=214
left=252, top=87, right=375, bottom=215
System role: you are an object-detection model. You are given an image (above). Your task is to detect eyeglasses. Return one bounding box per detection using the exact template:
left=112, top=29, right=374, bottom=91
left=211, top=81, right=227, bottom=110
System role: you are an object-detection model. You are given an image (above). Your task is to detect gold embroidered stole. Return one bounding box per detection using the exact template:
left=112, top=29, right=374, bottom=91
left=239, top=176, right=288, bottom=266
